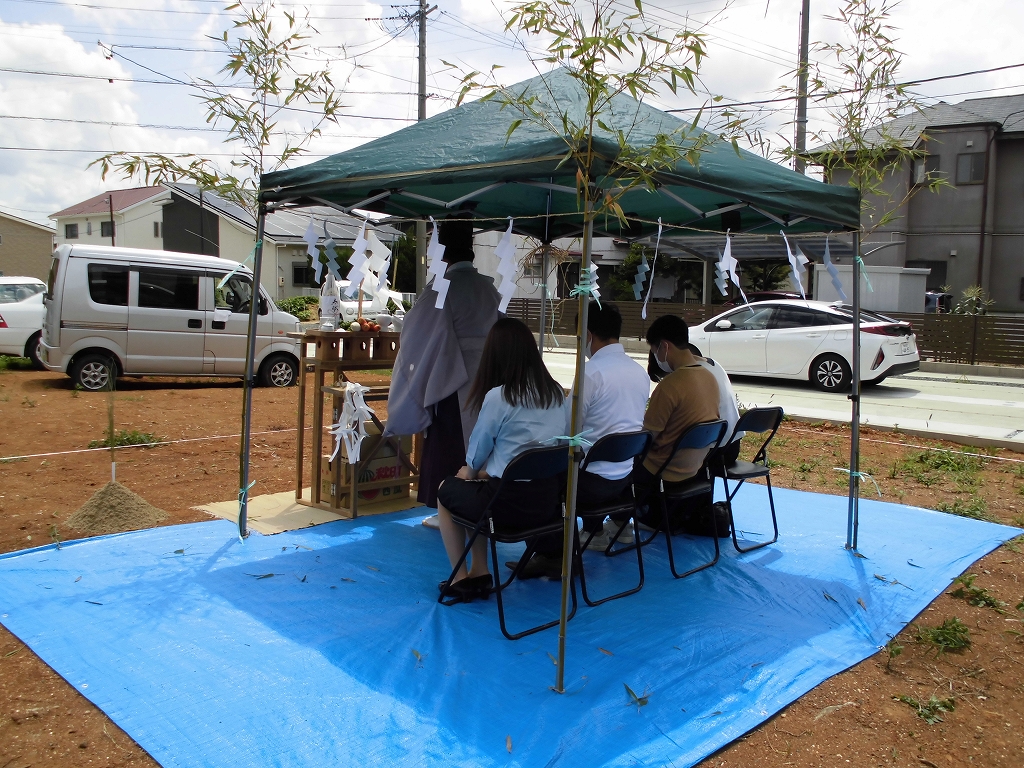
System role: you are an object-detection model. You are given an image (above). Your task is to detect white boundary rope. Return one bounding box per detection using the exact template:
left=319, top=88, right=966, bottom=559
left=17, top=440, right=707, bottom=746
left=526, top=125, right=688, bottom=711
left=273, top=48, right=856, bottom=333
left=0, top=427, right=307, bottom=463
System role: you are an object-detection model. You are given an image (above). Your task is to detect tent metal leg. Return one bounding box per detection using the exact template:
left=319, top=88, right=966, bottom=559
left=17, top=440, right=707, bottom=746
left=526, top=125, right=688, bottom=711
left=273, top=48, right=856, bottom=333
left=847, top=230, right=861, bottom=551
left=238, top=204, right=268, bottom=540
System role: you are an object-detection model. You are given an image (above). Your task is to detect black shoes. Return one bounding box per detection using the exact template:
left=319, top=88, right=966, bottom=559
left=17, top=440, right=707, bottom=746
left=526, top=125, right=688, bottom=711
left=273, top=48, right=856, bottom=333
left=504, top=554, right=563, bottom=580
left=438, top=574, right=493, bottom=602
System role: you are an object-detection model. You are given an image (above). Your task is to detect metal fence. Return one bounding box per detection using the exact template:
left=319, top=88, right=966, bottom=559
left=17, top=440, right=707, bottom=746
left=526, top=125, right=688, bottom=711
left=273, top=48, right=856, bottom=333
left=506, top=298, right=1024, bottom=367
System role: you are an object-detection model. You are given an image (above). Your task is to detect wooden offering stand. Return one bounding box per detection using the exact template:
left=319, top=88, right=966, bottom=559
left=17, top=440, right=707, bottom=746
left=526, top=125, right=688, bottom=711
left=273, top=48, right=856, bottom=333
left=288, top=328, right=418, bottom=517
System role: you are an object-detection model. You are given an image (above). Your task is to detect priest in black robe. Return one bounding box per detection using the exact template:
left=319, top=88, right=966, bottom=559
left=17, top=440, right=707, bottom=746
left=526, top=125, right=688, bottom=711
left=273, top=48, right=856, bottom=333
left=385, top=217, right=501, bottom=508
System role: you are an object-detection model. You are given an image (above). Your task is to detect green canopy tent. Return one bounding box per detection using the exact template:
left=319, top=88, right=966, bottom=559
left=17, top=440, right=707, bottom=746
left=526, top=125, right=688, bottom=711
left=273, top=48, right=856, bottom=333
left=241, top=68, right=862, bottom=688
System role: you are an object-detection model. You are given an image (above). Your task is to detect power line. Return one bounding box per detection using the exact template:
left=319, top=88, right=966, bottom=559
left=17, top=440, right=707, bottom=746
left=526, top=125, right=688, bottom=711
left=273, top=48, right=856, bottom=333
left=0, top=114, right=384, bottom=139
left=663, top=62, right=1024, bottom=113
left=0, top=67, right=417, bottom=121
left=4, top=0, right=377, bottom=20
left=0, top=146, right=340, bottom=156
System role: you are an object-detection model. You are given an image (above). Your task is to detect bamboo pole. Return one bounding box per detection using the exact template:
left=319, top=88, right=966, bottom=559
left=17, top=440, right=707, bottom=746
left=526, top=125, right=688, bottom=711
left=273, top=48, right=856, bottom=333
left=555, top=204, right=593, bottom=693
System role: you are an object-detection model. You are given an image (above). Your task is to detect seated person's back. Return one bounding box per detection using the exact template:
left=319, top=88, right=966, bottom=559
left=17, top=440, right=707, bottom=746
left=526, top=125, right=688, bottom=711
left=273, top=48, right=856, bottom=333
left=643, top=315, right=720, bottom=483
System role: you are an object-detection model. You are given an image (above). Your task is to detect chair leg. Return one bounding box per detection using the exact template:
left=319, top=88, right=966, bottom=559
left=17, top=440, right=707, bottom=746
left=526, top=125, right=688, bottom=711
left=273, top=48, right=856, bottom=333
left=726, top=473, right=780, bottom=554
left=664, top=490, right=720, bottom=579
left=492, top=534, right=578, bottom=641
left=576, top=510, right=645, bottom=607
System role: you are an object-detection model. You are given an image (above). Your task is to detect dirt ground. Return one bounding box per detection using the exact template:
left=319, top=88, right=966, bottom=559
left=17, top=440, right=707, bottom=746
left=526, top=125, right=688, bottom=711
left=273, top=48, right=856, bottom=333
left=0, top=365, right=1021, bottom=768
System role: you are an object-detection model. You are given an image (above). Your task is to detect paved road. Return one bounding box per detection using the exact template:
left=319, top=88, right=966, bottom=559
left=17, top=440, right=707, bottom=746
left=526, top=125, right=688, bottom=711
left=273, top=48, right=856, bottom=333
left=541, top=349, right=1024, bottom=450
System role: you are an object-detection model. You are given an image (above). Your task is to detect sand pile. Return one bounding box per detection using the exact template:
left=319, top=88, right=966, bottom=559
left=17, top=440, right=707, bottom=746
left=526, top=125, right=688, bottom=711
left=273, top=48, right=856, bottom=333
left=65, top=481, right=168, bottom=535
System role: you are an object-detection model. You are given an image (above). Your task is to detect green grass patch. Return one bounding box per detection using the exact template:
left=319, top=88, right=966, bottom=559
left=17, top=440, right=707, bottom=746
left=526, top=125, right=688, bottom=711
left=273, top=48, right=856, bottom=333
left=88, top=430, right=164, bottom=449
left=934, top=496, right=992, bottom=521
left=0, top=355, right=32, bottom=372
left=916, top=617, right=971, bottom=655
left=948, top=574, right=1005, bottom=611
left=895, top=694, right=955, bottom=724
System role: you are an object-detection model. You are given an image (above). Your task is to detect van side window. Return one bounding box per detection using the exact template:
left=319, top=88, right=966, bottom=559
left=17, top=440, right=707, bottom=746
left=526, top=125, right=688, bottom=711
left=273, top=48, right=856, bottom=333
left=87, top=264, right=129, bottom=306
left=214, top=273, right=267, bottom=315
left=138, top=269, right=200, bottom=311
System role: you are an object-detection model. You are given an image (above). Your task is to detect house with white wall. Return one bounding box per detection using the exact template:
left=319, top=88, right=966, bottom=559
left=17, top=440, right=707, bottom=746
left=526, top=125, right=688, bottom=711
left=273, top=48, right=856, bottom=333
left=51, top=184, right=393, bottom=300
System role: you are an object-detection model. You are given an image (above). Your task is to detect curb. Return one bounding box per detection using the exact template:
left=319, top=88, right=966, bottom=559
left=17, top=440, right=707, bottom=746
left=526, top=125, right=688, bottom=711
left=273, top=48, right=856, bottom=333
left=919, top=361, right=1024, bottom=380
left=784, top=414, right=1024, bottom=455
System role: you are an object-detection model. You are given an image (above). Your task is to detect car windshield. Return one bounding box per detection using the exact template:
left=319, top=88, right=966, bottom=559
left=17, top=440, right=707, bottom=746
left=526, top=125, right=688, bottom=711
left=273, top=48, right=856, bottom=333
left=0, top=283, right=44, bottom=303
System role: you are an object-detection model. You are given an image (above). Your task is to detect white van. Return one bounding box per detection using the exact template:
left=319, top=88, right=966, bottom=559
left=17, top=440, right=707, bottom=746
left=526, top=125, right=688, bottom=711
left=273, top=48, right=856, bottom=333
left=41, top=244, right=301, bottom=391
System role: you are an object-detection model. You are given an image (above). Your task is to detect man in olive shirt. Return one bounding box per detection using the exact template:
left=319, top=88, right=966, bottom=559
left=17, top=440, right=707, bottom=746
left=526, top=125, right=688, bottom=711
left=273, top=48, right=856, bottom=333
left=635, top=315, right=720, bottom=527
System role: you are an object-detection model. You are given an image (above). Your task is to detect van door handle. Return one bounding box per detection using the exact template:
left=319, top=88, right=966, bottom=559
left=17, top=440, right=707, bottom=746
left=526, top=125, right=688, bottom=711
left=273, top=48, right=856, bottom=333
left=212, top=321, right=226, bottom=330
left=188, top=319, right=203, bottom=329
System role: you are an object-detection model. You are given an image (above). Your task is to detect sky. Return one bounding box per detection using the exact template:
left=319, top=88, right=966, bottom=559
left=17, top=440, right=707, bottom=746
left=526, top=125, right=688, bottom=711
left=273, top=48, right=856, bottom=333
left=2, top=0, right=1024, bottom=226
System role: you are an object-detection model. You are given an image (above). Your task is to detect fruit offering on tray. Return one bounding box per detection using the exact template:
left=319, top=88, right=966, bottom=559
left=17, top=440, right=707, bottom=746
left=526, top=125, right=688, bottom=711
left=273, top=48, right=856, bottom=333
left=349, top=317, right=382, bottom=333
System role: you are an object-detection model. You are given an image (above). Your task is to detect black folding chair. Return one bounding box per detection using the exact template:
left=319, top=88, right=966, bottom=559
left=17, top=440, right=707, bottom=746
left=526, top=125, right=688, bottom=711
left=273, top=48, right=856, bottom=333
left=619, top=420, right=728, bottom=579
left=438, top=445, right=576, bottom=641
left=574, top=430, right=652, bottom=607
left=715, top=406, right=784, bottom=553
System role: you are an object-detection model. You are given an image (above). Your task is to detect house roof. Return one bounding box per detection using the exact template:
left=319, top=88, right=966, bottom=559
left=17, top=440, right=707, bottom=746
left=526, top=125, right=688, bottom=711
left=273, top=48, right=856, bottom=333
left=811, top=91, right=1024, bottom=155
left=164, top=182, right=401, bottom=244
left=50, top=187, right=165, bottom=218
left=0, top=209, right=56, bottom=232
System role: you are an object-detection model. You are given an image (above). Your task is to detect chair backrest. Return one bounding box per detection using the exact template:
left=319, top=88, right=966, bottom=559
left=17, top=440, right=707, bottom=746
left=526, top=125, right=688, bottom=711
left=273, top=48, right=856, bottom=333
left=579, top=430, right=652, bottom=472
left=654, top=419, right=727, bottom=477
left=502, top=445, right=571, bottom=483
left=732, top=407, right=784, bottom=463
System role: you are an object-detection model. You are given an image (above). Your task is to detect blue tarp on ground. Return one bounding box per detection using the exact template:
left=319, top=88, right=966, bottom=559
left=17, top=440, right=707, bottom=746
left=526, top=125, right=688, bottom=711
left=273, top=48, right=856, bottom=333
left=0, top=485, right=1018, bottom=768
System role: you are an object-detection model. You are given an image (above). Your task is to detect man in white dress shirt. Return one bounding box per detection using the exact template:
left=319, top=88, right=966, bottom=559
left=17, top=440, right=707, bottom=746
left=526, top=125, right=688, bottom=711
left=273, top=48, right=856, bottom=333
left=515, top=302, right=651, bottom=578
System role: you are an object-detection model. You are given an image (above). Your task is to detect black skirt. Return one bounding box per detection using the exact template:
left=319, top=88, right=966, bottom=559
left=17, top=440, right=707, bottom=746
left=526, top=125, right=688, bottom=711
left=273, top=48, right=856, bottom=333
left=417, top=392, right=465, bottom=508
left=436, top=475, right=562, bottom=532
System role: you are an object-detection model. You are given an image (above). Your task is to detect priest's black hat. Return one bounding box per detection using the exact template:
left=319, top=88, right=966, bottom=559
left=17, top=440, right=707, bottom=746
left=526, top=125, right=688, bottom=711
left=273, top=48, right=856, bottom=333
left=439, top=215, right=475, bottom=263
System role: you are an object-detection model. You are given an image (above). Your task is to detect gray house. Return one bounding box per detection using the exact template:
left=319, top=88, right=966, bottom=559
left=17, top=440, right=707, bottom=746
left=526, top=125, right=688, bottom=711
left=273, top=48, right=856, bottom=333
left=817, top=93, right=1024, bottom=313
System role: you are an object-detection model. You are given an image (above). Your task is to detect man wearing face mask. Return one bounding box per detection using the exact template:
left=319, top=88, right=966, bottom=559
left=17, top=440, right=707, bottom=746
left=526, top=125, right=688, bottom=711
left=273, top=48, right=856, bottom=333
left=633, top=315, right=721, bottom=528
left=512, top=301, right=650, bottom=578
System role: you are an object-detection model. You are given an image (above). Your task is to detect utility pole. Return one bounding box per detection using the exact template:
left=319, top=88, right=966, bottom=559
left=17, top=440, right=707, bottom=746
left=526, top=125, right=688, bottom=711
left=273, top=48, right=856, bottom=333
left=414, top=1, right=438, bottom=294
left=794, top=0, right=811, bottom=174
left=107, top=194, right=116, bottom=246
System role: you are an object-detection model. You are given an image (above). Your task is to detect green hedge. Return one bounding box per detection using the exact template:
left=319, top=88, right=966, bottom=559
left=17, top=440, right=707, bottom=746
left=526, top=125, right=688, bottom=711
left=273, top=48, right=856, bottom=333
left=277, top=295, right=319, bottom=321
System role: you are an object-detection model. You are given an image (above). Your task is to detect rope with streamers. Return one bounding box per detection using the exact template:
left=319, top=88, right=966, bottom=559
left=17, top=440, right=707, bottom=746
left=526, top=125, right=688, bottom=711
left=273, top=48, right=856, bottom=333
left=569, top=266, right=601, bottom=309
left=855, top=256, right=874, bottom=293
left=218, top=240, right=263, bottom=290
left=237, top=478, right=256, bottom=538
left=834, top=467, right=882, bottom=497
left=544, top=429, right=594, bottom=448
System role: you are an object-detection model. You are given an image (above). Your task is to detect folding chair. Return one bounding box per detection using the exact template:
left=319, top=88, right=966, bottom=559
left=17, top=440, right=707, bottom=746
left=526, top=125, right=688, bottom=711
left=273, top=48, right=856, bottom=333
left=715, top=406, right=784, bottom=553
left=622, top=420, right=728, bottom=579
left=438, top=445, right=576, bottom=641
left=574, top=430, right=652, bottom=607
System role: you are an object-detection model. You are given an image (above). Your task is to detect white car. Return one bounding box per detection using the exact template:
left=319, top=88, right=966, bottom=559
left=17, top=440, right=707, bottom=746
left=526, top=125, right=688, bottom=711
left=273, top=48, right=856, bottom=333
left=0, top=276, right=46, bottom=368
left=335, top=280, right=405, bottom=325
left=689, top=300, right=919, bottom=391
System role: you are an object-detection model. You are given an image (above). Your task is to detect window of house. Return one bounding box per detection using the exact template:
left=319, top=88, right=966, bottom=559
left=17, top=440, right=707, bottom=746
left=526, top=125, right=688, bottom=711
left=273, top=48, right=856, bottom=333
left=153, top=222, right=161, bottom=238
left=913, top=155, right=941, bottom=185
left=138, top=269, right=199, bottom=310
left=292, top=262, right=316, bottom=287
left=65, top=223, right=79, bottom=239
left=101, top=221, right=115, bottom=238
left=956, top=152, right=986, bottom=185
left=86, top=222, right=92, bottom=236
left=0, top=234, right=3, bottom=246
left=87, top=264, right=129, bottom=306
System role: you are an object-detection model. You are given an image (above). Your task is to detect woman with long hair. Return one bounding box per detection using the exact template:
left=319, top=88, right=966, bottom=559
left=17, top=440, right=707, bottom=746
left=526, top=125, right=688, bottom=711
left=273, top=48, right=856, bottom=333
left=435, top=317, right=567, bottom=601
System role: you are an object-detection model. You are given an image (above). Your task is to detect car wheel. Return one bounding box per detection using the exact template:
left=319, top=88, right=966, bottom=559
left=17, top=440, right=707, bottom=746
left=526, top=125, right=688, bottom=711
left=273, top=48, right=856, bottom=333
left=259, top=354, right=297, bottom=387
left=25, top=332, right=45, bottom=370
left=810, top=353, right=851, bottom=392
left=71, top=352, right=118, bottom=391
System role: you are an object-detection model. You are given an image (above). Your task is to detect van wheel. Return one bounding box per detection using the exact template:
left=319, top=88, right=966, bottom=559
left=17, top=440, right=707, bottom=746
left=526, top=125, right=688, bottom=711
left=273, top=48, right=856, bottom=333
left=71, top=352, right=118, bottom=391
left=25, top=332, right=45, bottom=370
left=810, top=353, right=851, bottom=392
left=259, top=354, right=297, bottom=387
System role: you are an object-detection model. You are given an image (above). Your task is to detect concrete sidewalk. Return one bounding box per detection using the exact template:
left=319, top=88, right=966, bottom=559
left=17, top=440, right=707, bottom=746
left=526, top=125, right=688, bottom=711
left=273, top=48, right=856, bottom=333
left=541, top=347, right=1024, bottom=453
